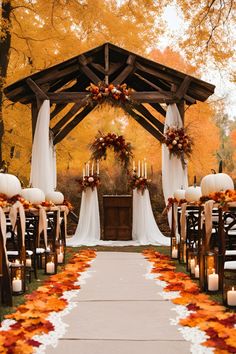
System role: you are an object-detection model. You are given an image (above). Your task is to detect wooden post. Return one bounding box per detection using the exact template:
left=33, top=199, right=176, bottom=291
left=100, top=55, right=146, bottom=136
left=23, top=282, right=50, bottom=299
left=31, top=101, right=39, bottom=142
left=104, top=43, right=109, bottom=85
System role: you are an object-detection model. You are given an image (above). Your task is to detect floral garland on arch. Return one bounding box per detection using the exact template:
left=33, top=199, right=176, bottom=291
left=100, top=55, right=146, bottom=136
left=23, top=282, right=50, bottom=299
left=86, top=82, right=132, bottom=103
left=90, top=132, right=133, bottom=169
left=164, top=126, right=193, bottom=160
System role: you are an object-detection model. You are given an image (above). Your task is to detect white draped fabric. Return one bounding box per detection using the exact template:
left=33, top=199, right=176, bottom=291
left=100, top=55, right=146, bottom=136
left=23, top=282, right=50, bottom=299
left=162, top=104, right=188, bottom=226
left=162, top=104, right=188, bottom=203
left=132, top=189, right=170, bottom=245
left=30, top=100, right=56, bottom=194
left=67, top=188, right=101, bottom=246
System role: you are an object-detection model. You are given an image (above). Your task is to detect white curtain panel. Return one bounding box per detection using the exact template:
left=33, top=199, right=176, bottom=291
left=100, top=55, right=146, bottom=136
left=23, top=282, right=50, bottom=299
left=67, top=187, right=100, bottom=246
left=49, top=133, right=57, bottom=190
left=132, top=188, right=170, bottom=245
left=30, top=100, right=56, bottom=194
left=162, top=103, right=188, bottom=203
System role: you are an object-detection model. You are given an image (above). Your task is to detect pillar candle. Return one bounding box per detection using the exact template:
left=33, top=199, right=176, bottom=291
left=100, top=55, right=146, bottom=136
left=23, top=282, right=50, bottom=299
left=91, top=162, right=94, bottom=176
left=26, top=258, right=32, bottom=267
left=144, top=159, right=147, bottom=179
left=12, top=277, right=22, bottom=292
left=97, top=160, right=99, bottom=175
left=141, top=160, right=144, bottom=177
left=83, top=167, right=85, bottom=179
left=194, top=265, right=199, bottom=278
left=46, top=261, right=55, bottom=274
left=57, top=253, right=64, bottom=264
left=87, top=162, right=90, bottom=176
left=227, top=287, right=236, bottom=306
left=208, top=269, right=219, bottom=291
left=138, top=160, right=141, bottom=177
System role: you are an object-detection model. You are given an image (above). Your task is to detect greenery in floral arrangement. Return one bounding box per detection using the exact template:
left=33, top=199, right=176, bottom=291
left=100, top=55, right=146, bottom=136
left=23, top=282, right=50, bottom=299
left=86, top=82, right=132, bottom=103
left=164, top=126, right=193, bottom=159
left=90, top=132, right=133, bottom=169
left=76, top=175, right=100, bottom=192
left=128, top=172, right=151, bottom=194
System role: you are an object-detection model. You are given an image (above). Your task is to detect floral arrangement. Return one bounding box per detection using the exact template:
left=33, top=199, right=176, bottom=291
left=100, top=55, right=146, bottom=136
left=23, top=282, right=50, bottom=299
left=200, top=189, right=236, bottom=208
left=164, top=197, right=187, bottom=213
left=0, top=250, right=96, bottom=353
left=164, top=126, right=193, bottom=159
left=77, top=175, right=100, bottom=192
left=143, top=250, right=236, bottom=353
left=90, top=132, right=133, bottom=169
left=86, top=82, right=132, bottom=103
left=128, top=173, right=151, bottom=194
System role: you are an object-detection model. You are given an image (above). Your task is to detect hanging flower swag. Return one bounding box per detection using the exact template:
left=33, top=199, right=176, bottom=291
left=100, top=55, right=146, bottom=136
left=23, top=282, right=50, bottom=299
left=86, top=82, right=132, bottom=104
left=76, top=175, right=101, bottom=192
left=164, top=126, right=193, bottom=160
left=128, top=172, right=151, bottom=195
left=90, top=132, right=133, bottom=169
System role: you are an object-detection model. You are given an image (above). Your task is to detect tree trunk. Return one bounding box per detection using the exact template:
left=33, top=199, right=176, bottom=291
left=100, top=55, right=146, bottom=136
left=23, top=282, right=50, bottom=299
left=0, top=1, right=12, bottom=165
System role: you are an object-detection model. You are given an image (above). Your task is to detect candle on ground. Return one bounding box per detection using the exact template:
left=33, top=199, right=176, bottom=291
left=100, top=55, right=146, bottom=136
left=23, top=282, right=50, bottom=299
left=208, top=269, right=219, bottom=291
left=57, top=253, right=64, bottom=264
left=12, top=277, right=22, bottom=292
left=172, top=247, right=178, bottom=258
left=194, top=265, right=199, bottom=278
left=227, top=286, right=236, bottom=306
left=46, top=261, right=55, bottom=274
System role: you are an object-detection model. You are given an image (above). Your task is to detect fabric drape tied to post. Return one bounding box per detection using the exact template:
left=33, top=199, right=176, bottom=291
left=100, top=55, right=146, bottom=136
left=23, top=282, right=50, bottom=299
left=0, top=207, right=8, bottom=265
left=9, top=201, right=26, bottom=247
left=38, top=206, right=48, bottom=249
left=162, top=104, right=188, bottom=226
left=204, top=200, right=214, bottom=249
left=30, top=100, right=56, bottom=194
left=180, top=203, right=187, bottom=241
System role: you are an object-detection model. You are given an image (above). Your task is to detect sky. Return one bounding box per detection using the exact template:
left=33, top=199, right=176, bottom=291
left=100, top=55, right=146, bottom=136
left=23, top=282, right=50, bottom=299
left=158, top=4, right=236, bottom=119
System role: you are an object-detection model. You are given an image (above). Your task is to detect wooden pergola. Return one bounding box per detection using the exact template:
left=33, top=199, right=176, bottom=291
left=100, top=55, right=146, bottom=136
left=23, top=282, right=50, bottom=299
left=4, top=43, right=215, bottom=145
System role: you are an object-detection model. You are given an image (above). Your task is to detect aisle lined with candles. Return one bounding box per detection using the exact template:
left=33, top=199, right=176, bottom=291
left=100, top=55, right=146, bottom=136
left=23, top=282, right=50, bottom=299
left=45, top=252, right=191, bottom=354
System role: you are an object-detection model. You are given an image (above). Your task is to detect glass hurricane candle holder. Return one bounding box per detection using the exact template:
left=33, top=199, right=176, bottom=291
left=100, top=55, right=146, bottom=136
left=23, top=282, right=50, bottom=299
left=203, top=251, right=223, bottom=293
left=45, top=250, right=57, bottom=275
left=10, top=260, right=25, bottom=295
left=171, top=237, right=178, bottom=259
left=56, top=240, right=65, bottom=265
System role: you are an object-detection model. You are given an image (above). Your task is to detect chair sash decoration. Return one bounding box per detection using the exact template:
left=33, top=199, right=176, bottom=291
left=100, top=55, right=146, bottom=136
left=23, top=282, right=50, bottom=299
left=204, top=200, right=214, bottom=249
left=180, top=203, right=187, bottom=241
left=9, top=201, right=26, bottom=249
left=38, top=206, right=48, bottom=249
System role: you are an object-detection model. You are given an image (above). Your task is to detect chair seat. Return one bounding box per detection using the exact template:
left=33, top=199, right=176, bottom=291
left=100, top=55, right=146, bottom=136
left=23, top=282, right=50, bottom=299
left=224, top=261, right=236, bottom=270
left=225, top=250, right=236, bottom=256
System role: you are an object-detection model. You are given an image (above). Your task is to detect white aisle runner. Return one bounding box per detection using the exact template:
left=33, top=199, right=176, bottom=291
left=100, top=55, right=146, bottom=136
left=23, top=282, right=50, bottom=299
left=46, top=252, right=191, bottom=354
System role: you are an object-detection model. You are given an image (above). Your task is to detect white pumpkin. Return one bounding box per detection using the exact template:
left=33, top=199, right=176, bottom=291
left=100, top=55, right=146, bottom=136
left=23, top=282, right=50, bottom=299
left=174, top=188, right=186, bottom=201
left=185, top=186, right=202, bottom=202
left=201, top=173, right=234, bottom=196
left=46, top=191, right=64, bottom=205
left=21, top=188, right=45, bottom=204
left=0, top=173, right=22, bottom=198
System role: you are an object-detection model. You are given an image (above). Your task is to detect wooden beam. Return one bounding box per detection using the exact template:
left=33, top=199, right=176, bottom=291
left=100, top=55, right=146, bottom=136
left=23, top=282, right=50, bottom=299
left=124, top=104, right=165, bottom=142
left=134, top=72, right=165, bottom=92
left=90, top=61, right=125, bottom=76
left=149, top=103, right=166, bottom=117
left=31, top=101, right=39, bottom=142
left=132, top=103, right=164, bottom=132
left=26, top=78, right=49, bottom=109
left=104, top=43, right=109, bottom=85
left=176, top=76, right=192, bottom=100
left=52, top=98, right=89, bottom=134
left=53, top=104, right=97, bottom=145
left=131, top=91, right=177, bottom=103
left=47, top=92, right=88, bottom=103
left=112, top=55, right=136, bottom=85
left=78, top=55, right=101, bottom=84
left=50, top=104, right=68, bottom=120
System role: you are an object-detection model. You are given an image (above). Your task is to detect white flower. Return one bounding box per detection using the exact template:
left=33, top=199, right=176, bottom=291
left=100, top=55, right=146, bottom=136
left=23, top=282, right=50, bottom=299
left=99, top=137, right=104, bottom=142
left=172, top=140, right=177, bottom=145
left=178, top=144, right=182, bottom=148
left=88, top=177, right=94, bottom=182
